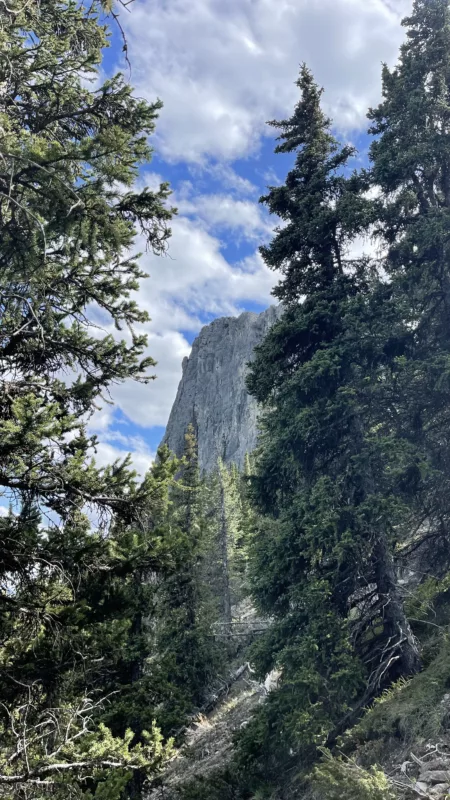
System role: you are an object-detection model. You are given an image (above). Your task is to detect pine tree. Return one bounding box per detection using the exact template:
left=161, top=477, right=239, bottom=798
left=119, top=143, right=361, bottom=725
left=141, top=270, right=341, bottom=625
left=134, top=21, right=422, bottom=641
left=0, top=0, right=175, bottom=794
left=242, top=66, right=420, bottom=782
left=204, top=458, right=254, bottom=631
left=217, top=459, right=234, bottom=626
left=229, top=460, right=253, bottom=596
left=0, top=452, right=179, bottom=800
left=0, top=0, right=174, bottom=520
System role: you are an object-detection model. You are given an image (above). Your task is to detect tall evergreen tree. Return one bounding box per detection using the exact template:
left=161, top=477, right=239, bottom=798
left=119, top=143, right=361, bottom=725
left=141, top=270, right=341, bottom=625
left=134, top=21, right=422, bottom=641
left=0, top=0, right=175, bottom=794
left=368, top=0, right=450, bottom=577
left=203, top=458, right=254, bottom=631
left=154, top=428, right=219, bottom=734
left=242, top=66, right=420, bottom=782
left=217, top=460, right=234, bottom=627
left=98, top=445, right=181, bottom=739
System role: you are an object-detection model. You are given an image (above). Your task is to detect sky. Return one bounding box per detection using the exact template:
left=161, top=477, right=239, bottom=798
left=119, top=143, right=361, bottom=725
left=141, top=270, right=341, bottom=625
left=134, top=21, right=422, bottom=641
left=88, top=0, right=414, bottom=477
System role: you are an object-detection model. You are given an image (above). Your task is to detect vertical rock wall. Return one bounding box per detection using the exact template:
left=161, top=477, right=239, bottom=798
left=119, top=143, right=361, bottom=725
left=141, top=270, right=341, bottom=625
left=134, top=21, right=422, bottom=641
left=162, top=305, right=281, bottom=473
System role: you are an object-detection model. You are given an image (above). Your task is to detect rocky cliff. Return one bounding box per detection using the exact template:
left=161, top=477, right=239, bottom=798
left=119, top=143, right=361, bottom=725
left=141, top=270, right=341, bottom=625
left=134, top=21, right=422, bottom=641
left=163, top=305, right=281, bottom=473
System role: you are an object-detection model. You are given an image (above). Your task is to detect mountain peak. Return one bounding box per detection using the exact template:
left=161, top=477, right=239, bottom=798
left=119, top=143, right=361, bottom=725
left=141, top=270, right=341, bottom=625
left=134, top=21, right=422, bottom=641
left=163, top=305, right=282, bottom=472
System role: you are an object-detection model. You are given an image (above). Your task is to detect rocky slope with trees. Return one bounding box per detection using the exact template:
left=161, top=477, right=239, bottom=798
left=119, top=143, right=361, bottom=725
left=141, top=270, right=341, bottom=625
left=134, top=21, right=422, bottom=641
left=4, top=1, right=450, bottom=799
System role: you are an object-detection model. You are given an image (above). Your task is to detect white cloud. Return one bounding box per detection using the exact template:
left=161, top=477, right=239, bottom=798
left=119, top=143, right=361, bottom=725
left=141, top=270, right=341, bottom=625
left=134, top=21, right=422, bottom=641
left=91, top=437, right=156, bottom=477
left=88, top=405, right=116, bottom=434
left=86, top=0, right=415, bottom=447
left=183, top=163, right=257, bottom=196
left=113, top=329, right=191, bottom=427
left=124, top=0, right=413, bottom=164
left=174, top=192, right=272, bottom=241
left=136, top=213, right=274, bottom=322
left=205, top=164, right=257, bottom=195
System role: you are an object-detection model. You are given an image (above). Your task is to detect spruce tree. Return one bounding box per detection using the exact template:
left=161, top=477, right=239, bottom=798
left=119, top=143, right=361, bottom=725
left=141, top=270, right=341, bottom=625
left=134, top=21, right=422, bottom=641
left=242, top=66, right=420, bottom=782
left=0, top=0, right=175, bottom=794
left=154, top=428, right=219, bottom=734
left=203, top=458, right=254, bottom=632
left=368, top=0, right=450, bottom=577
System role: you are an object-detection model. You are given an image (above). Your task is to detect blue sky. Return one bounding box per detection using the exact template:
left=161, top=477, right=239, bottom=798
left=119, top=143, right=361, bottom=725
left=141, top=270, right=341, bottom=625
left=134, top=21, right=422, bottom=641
left=87, top=0, right=413, bottom=476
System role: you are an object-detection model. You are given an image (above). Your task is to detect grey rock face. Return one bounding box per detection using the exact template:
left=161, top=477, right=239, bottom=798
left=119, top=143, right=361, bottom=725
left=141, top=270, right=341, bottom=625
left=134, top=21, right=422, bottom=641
left=163, top=305, right=282, bottom=473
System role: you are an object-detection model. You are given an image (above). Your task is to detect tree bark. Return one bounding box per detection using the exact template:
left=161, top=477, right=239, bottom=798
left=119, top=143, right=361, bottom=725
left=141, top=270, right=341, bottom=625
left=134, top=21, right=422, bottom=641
left=372, top=533, right=421, bottom=681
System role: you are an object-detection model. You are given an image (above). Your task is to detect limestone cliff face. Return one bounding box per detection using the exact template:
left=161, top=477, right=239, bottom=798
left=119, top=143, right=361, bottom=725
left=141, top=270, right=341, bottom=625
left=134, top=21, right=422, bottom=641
left=163, top=305, right=281, bottom=473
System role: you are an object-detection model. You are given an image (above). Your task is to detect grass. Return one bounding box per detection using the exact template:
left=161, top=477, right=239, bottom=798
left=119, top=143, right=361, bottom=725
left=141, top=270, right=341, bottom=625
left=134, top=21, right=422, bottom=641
left=348, top=637, right=450, bottom=746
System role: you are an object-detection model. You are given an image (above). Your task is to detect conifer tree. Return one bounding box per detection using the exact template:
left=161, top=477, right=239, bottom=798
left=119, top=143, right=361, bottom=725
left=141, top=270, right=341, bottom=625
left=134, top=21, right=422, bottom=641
left=205, top=458, right=254, bottom=629
left=98, top=446, right=181, bottom=740
left=154, top=428, right=219, bottom=733
left=217, top=459, right=234, bottom=626
left=0, top=0, right=175, bottom=794
left=243, top=66, right=420, bottom=780
left=368, top=0, right=450, bottom=576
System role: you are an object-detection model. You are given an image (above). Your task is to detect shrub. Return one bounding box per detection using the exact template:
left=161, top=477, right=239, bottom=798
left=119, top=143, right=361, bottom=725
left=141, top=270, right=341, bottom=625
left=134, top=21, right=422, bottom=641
left=310, top=750, right=396, bottom=800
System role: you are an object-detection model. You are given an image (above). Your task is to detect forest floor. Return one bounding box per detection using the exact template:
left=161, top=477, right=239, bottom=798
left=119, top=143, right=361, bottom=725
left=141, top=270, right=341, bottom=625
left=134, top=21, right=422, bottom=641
left=146, top=665, right=266, bottom=799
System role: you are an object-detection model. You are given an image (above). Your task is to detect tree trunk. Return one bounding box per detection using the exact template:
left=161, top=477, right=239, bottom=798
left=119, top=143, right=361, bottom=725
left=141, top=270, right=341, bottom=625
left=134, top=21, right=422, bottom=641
left=328, top=532, right=420, bottom=748
left=372, top=533, right=421, bottom=681
left=350, top=413, right=421, bottom=685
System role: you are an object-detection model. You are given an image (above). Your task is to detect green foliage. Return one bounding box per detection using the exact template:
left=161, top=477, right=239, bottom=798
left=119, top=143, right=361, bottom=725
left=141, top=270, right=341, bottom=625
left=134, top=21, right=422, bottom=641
left=0, top=698, right=173, bottom=800
left=149, top=429, right=222, bottom=736
left=236, top=597, right=363, bottom=783
left=176, top=769, right=248, bottom=800
left=405, top=572, right=450, bottom=621
left=310, top=751, right=396, bottom=800
left=350, top=639, right=450, bottom=745
left=0, top=0, right=175, bottom=519
left=0, top=0, right=177, bottom=795
left=368, top=0, right=450, bottom=585
left=0, top=448, right=180, bottom=798
left=242, top=64, right=420, bottom=787
left=201, top=456, right=256, bottom=628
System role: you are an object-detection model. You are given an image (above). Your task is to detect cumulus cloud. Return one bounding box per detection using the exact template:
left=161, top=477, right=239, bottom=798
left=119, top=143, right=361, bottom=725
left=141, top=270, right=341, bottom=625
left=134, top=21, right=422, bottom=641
left=124, top=0, right=413, bottom=164
left=136, top=212, right=274, bottom=323
left=174, top=192, right=272, bottom=241
left=89, top=0, right=414, bottom=453
left=91, top=438, right=155, bottom=478
left=204, top=164, right=257, bottom=196
left=112, top=329, right=191, bottom=427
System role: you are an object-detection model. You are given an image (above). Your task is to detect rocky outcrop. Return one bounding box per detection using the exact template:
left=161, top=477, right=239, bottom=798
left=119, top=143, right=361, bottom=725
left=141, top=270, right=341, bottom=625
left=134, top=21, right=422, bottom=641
left=163, top=305, right=282, bottom=473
